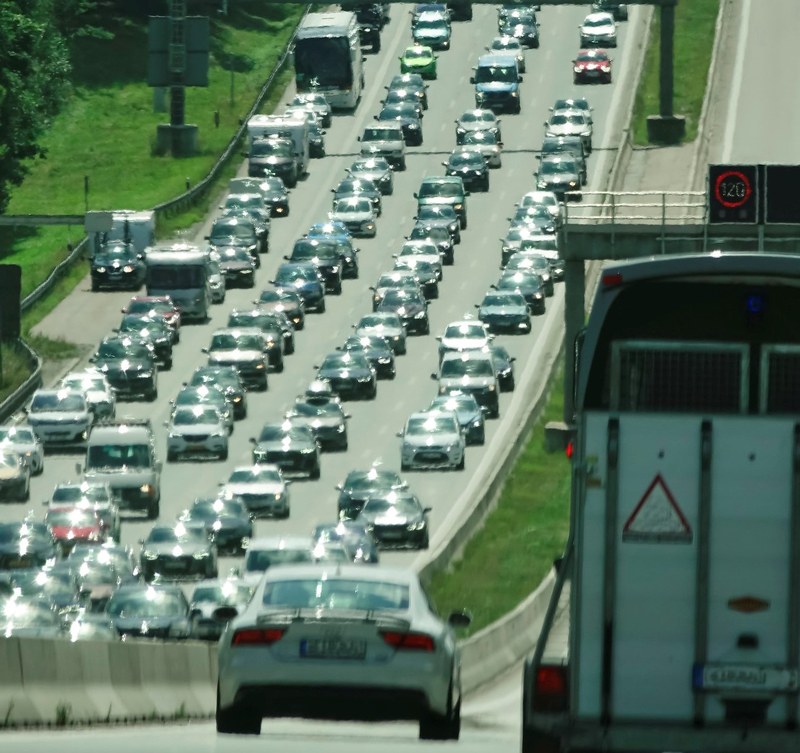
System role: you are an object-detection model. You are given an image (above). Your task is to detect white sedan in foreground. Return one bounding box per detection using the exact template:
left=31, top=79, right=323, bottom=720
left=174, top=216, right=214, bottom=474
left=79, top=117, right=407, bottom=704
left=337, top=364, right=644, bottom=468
left=216, top=564, right=471, bottom=739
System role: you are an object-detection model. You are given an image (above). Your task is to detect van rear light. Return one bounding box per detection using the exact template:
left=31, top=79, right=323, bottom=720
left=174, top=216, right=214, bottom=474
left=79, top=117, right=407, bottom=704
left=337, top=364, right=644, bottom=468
left=533, top=665, right=568, bottom=712
left=601, top=272, right=623, bottom=288
left=232, top=627, right=286, bottom=646
left=380, top=630, right=435, bottom=651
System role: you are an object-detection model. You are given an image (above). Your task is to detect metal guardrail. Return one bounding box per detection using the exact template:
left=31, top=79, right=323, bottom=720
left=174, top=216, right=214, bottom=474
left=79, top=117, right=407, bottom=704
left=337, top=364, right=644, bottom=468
left=0, top=8, right=309, bottom=423
left=564, top=190, right=708, bottom=225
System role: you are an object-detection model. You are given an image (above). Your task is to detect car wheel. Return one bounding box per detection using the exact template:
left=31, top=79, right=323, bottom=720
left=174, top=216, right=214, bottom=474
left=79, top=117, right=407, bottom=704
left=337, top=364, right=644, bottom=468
left=259, top=376, right=268, bottom=392
left=318, top=299, right=326, bottom=313
left=147, top=498, right=160, bottom=520
left=219, top=448, right=228, bottom=461
left=274, top=358, right=284, bottom=373
left=334, top=283, right=343, bottom=295
left=216, top=685, right=261, bottom=735
left=164, top=358, right=173, bottom=371
left=399, top=157, right=407, bottom=171
left=310, top=464, right=321, bottom=480
left=276, top=507, right=290, bottom=520
left=401, top=461, right=409, bottom=472
left=147, top=387, right=158, bottom=402
left=167, top=450, right=177, bottom=463
left=419, top=689, right=460, bottom=740
left=455, top=454, right=465, bottom=471
left=476, top=430, right=486, bottom=446
left=19, top=479, right=30, bottom=502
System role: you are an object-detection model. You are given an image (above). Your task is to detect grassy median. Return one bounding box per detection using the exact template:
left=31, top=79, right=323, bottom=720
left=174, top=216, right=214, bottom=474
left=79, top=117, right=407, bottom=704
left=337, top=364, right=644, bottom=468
left=632, top=0, right=720, bottom=144
left=427, top=373, right=572, bottom=637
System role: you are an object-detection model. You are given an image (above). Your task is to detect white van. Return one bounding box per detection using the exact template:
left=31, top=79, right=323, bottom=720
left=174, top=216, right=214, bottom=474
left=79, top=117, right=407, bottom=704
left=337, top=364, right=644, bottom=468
left=144, top=244, right=212, bottom=323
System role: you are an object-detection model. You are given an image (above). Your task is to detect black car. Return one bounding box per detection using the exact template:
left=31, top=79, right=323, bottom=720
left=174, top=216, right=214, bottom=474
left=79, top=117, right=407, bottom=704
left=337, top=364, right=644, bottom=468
left=377, top=287, right=430, bottom=335
left=202, top=329, right=270, bottom=392
left=248, top=136, right=298, bottom=186
left=475, top=290, right=532, bottom=334
left=190, top=365, right=248, bottom=420
left=271, top=262, right=326, bottom=313
left=0, top=522, right=57, bottom=570
left=308, top=121, right=326, bottom=159
left=498, top=12, right=540, bottom=47
left=370, top=269, right=426, bottom=309
left=105, top=584, right=194, bottom=640
left=592, top=0, right=628, bottom=20
left=90, top=241, right=146, bottom=292
left=227, top=308, right=286, bottom=371
left=430, top=393, right=486, bottom=445
left=415, top=205, right=461, bottom=244
left=257, top=288, right=306, bottom=331
left=250, top=421, right=321, bottom=479
left=116, top=314, right=174, bottom=369
left=139, top=524, right=218, bottom=582
left=90, top=335, right=158, bottom=401
left=177, top=497, right=253, bottom=556
left=409, top=223, right=455, bottom=266
left=332, top=177, right=382, bottom=217
left=236, top=175, right=290, bottom=217
left=352, top=2, right=385, bottom=51
left=339, top=334, right=396, bottom=380
left=381, top=88, right=424, bottom=119
left=393, top=257, right=440, bottom=300
left=376, top=103, right=423, bottom=146
left=347, top=156, right=395, bottom=196
left=286, top=398, right=350, bottom=452
left=387, top=73, right=429, bottom=110
left=495, top=269, right=547, bottom=314
left=316, top=351, right=377, bottom=400
left=489, top=343, right=516, bottom=391
left=539, top=135, right=588, bottom=185
left=335, top=467, right=408, bottom=521
left=220, top=205, right=270, bottom=254
left=213, top=245, right=258, bottom=286
left=443, top=149, right=489, bottom=192
left=357, top=491, right=431, bottom=549
left=288, top=238, right=344, bottom=294
left=206, top=216, right=261, bottom=265
left=535, top=154, right=582, bottom=200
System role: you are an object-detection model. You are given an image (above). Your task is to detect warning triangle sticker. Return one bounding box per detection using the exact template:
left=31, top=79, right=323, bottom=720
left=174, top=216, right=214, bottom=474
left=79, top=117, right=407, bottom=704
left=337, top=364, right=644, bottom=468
left=622, top=474, right=692, bottom=543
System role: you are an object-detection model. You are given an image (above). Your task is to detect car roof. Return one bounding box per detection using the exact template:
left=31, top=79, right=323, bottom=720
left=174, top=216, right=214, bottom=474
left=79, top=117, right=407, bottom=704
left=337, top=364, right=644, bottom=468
left=259, top=562, right=417, bottom=584
left=247, top=535, right=313, bottom=551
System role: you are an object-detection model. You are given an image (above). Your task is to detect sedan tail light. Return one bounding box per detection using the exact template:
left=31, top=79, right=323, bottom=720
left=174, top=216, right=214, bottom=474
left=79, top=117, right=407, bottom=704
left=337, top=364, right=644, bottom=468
left=380, top=630, right=435, bottom=651
left=232, top=627, right=286, bottom=646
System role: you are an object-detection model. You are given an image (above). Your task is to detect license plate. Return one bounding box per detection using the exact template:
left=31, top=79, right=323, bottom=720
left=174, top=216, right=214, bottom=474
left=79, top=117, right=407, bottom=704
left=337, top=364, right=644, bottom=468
left=301, top=638, right=367, bottom=660
left=380, top=529, right=403, bottom=539
left=694, top=663, right=799, bottom=692
left=7, top=557, right=28, bottom=568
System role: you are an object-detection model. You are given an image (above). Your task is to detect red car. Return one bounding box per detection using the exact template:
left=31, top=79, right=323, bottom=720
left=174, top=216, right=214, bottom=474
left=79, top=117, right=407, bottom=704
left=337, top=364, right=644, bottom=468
left=45, top=506, right=106, bottom=555
left=573, top=48, right=613, bottom=84
left=122, top=295, right=182, bottom=343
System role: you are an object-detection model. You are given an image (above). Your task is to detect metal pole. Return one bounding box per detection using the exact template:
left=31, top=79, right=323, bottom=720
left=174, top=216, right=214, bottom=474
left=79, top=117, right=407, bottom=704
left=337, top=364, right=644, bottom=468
left=563, top=258, right=586, bottom=424
left=659, top=4, right=676, bottom=118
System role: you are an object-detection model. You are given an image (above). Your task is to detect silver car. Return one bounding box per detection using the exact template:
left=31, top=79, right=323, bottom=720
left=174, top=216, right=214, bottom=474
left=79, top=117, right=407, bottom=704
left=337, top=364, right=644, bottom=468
left=215, top=563, right=471, bottom=738
left=0, top=425, right=43, bottom=475
left=166, top=405, right=229, bottom=462
left=358, top=124, right=407, bottom=171
left=544, top=110, right=593, bottom=154
left=399, top=410, right=466, bottom=471
left=579, top=11, right=617, bottom=47
left=329, top=196, right=378, bottom=238
left=220, top=464, right=291, bottom=520
left=26, top=389, right=93, bottom=448
left=59, top=370, right=116, bottom=420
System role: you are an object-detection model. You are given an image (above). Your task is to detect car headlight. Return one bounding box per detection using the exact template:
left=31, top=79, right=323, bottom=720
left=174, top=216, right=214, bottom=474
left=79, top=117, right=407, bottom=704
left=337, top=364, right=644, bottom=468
left=511, top=91, right=519, bottom=98
left=407, top=521, right=426, bottom=531
left=488, top=385, right=496, bottom=392
left=357, top=376, right=372, bottom=383
left=414, top=311, right=426, bottom=319
left=211, top=431, right=226, bottom=438
left=569, top=181, right=577, bottom=188
left=537, top=180, right=547, bottom=189
left=574, top=66, right=582, bottom=73
left=122, top=265, right=135, bottom=273
left=95, top=266, right=106, bottom=273
left=336, top=424, right=346, bottom=433
left=140, top=483, right=156, bottom=495
left=193, top=551, right=210, bottom=559
left=144, top=552, right=158, bottom=560
left=255, top=362, right=265, bottom=369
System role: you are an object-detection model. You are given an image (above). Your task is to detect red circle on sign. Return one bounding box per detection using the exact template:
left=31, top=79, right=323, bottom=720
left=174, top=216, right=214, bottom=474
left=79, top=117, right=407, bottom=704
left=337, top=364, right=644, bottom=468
left=714, top=170, right=752, bottom=209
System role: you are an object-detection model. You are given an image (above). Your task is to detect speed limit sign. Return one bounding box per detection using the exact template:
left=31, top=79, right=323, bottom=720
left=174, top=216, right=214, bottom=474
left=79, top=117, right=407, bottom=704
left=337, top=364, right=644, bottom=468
left=708, top=165, right=759, bottom=223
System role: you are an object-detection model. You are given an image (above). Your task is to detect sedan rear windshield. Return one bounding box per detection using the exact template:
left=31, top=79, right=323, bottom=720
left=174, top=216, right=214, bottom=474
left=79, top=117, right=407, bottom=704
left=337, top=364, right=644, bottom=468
left=262, top=578, right=409, bottom=610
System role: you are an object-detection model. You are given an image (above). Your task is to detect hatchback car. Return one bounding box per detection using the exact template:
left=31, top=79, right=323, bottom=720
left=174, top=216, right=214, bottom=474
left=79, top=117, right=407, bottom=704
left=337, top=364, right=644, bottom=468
left=476, top=290, right=532, bottom=335
left=573, top=48, right=613, bottom=84
left=215, top=564, right=471, bottom=738
left=271, top=262, right=326, bottom=313
left=399, top=44, right=438, bottom=79
left=140, top=523, right=218, bottom=582
left=315, top=351, right=378, bottom=400
left=435, top=351, right=500, bottom=418
left=250, top=421, right=321, bottom=479
left=329, top=196, right=378, bottom=238
left=357, top=491, right=431, bottom=549
left=579, top=11, right=617, bottom=47
left=348, top=156, right=395, bottom=195
left=166, top=404, right=229, bottom=462
left=429, top=393, right=486, bottom=445
left=443, top=149, right=489, bottom=192
left=105, top=584, right=194, bottom=640
left=0, top=426, right=43, bottom=476
left=354, top=312, right=407, bottom=355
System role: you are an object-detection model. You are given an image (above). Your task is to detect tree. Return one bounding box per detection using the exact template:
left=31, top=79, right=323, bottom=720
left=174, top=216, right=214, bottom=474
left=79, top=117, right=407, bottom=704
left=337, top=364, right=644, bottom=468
left=0, top=1, right=71, bottom=214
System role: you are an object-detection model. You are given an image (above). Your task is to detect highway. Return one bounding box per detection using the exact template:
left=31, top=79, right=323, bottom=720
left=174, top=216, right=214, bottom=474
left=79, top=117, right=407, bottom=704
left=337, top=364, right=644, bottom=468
left=1, top=0, right=646, bottom=748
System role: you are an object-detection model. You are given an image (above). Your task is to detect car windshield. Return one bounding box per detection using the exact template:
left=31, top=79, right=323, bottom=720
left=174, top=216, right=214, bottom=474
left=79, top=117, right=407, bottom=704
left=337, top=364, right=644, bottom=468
left=262, top=577, right=409, bottom=610
left=97, top=245, right=135, bottom=260
left=62, top=375, right=106, bottom=392
left=258, top=424, right=308, bottom=442
left=406, top=414, right=458, bottom=435
left=0, top=427, right=35, bottom=443
left=474, top=64, right=516, bottom=83
left=501, top=271, right=543, bottom=289
left=96, top=340, right=150, bottom=360
left=404, top=47, right=431, bottom=60
left=418, top=181, right=461, bottom=198
left=292, top=402, right=341, bottom=418
left=146, top=526, right=206, bottom=544
left=30, top=392, right=85, bottom=412
left=382, top=289, right=422, bottom=306
left=432, top=395, right=477, bottom=412
left=321, top=353, right=367, bottom=370
left=584, top=15, right=611, bottom=27
left=440, top=357, right=494, bottom=378
left=217, top=247, right=253, bottom=262
left=51, top=485, right=103, bottom=504
left=444, top=323, right=486, bottom=339
left=192, top=583, right=252, bottom=605
left=359, top=315, right=399, bottom=329
left=45, top=508, right=97, bottom=528
left=210, top=333, right=262, bottom=351
left=549, top=113, right=586, bottom=127
left=363, top=127, right=402, bottom=141
left=86, top=443, right=150, bottom=469
left=333, top=198, right=372, bottom=213
left=449, top=152, right=483, bottom=168
left=251, top=140, right=293, bottom=158
left=344, top=469, right=402, bottom=490
left=509, top=254, right=549, bottom=270
left=172, top=406, right=220, bottom=426
left=491, top=37, right=520, bottom=51
left=577, top=50, right=608, bottom=62
left=224, top=195, right=264, bottom=210
left=541, top=159, right=577, bottom=175
left=461, top=110, right=496, bottom=125
left=362, top=496, right=420, bottom=515
left=462, top=130, right=498, bottom=145
left=107, top=590, right=185, bottom=618
left=228, top=467, right=282, bottom=484
left=210, top=222, right=256, bottom=243
left=276, top=266, right=316, bottom=283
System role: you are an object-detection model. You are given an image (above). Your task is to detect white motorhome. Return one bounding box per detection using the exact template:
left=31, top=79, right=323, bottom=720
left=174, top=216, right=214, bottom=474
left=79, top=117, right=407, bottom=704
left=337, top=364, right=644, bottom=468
left=144, top=243, right=212, bottom=323
left=246, top=114, right=310, bottom=177
left=86, top=210, right=156, bottom=255
left=523, top=252, right=800, bottom=753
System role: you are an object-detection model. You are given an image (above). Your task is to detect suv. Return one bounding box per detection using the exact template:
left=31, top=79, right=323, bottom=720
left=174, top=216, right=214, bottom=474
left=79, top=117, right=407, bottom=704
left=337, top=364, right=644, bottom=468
left=82, top=418, right=161, bottom=519
left=414, top=176, right=468, bottom=229
left=470, top=53, right=522, bottom=114
left=358, top=125, right=406, bottom=171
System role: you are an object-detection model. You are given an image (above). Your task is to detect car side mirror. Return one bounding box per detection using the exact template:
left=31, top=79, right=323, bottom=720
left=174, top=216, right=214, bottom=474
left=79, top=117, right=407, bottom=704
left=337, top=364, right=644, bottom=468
left=213, top=606, right=238, bottom=622
left=430, top=373, right=438, bottom=380
left=447, top=609, right=472, bottom=628
left=469, top=76, right=475, bottom=84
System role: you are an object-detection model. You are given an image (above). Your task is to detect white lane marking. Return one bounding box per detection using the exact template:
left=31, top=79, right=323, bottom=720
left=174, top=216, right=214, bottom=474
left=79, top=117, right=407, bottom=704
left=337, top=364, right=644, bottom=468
left=722, top=0, right=750, bottom=162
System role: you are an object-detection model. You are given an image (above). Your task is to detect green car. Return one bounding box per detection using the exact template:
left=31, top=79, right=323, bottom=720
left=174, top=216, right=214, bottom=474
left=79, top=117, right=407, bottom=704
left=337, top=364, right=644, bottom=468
left=399, top=45, right=438, bottom=80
